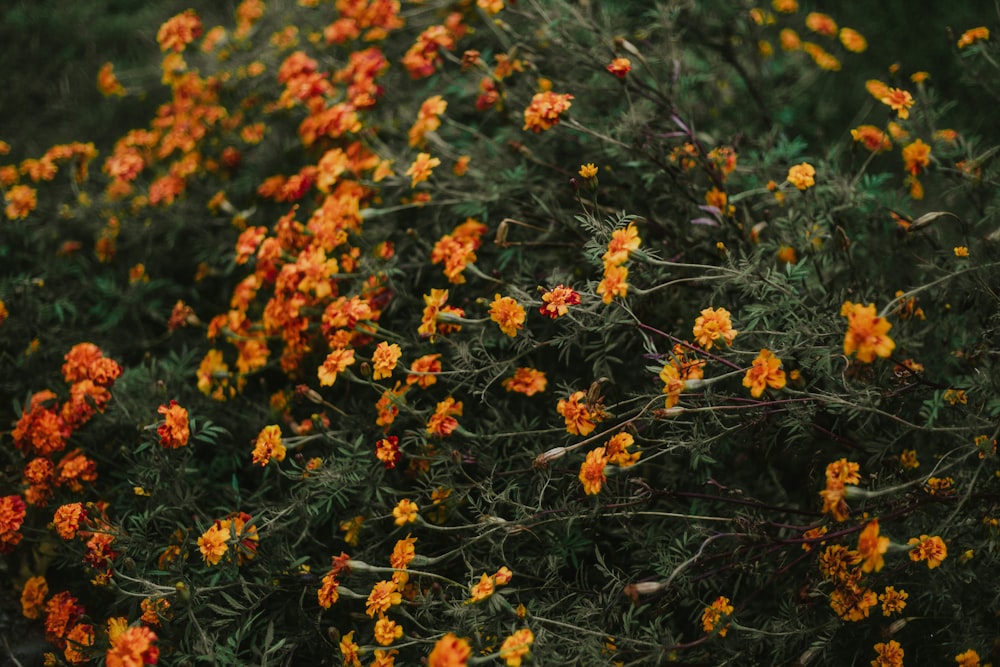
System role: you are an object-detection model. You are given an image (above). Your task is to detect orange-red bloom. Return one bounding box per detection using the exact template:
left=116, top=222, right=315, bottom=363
left=902, top=139, right=931, bottom=176
left=522, top=91, right=573, bottom=132
left=427, top=397, right=463, bottom=437
left=106, top=625, right=159, bottom=667
left=428, top=633, right=471, bottom=667
left=502, top=367, right=548, bottom=396
left=157, top=9, right=202, bottom=52
left=880, top=88, right=914, bottom=119
left=606, top=57, right=632, bottom=78
left=251, top=424, right=286, bottom=466
left=1, top=494, right=28, bottom=553
left=156, top=401, right=190, bottom=448
left=539, top=285, right=581, bottom=318
left=841, top=301, right=895, bottom=363
left=701, top=596, right=734, bottom=637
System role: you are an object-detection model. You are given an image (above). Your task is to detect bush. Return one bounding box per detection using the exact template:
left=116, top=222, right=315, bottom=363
left=2, top=2, right=998, bottom=666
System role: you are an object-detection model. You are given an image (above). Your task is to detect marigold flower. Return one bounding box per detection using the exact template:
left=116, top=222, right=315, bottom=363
left=427, top=397, right=463, bottom=437
left=155, top=401, right=190, bottom=449
left=899, top=449, right=920, bottom=469
left=879, top=586, right=908, bottom=616
left=340, top=515, right=364, bottom=546
left=390, top=534, right=417, bottom=570
left=957, top=26, right=989, bottom=49
left=406, top=353, right=442, bottom=388
left=596, top=264, right=629, bottom=304
left=97, top=62, right=126, bottom=96
left=318, top=571, right=341, bottom=608
left=340, top=630, right=361, bottom=667
left=428, top=633, right=471, bottom=667
left=701, top=596, right=734, bottom=637
left=841, top=301, right=895, bottom=363
left=376, top=436, right=401, bottom=469
left=805, top=12, right=837, bottom=36
left=578, top=163, right=599, bottom=179
left=659, top=363, right=685, bottom=409
left=830, top=583, right=877, bottom=622
left=955, top=649, right=982, bottom=667
left=851, top=125, right=892, bottom=152
left=366, top=580, right=402, bottom=617
left=786, top=162, right=816, bottom=190
left=372, top=341, right=402, bottom=380
left=0, top=494, right=28, bottom=553
left=579, top=447, right=608, bottom=495
left=140, top=597, right=171, bottom=626
left=44, top=591, right=84, bottom=649
left=4, top=184, right=37, bottom=220
left=539, top=284, right=581, bottom=318
left=908, top=534, right=947, bottom=568
left=393, top=499, right=419, bottom=526
left=197, top=523, right=229, bottom=565
left=53, top=502, right=86, bottom=540
left=772, top=0, right=797, bottom=12
left=157, top=9, right=202, bottom=52
left=64, top=622, right=94, bottom=664
left=522, top=91, right=573, bottom=132
left=490, top=294, right=526, bottom=337
left=871, top=640, right=903, bottom=667
left=857, top=520, right=890, bottom=573
left=780, top=28, right=801, bottom=50
left=556, top=391, right=596, bottom=436
left=954, top=245, right=969, bottom=258
left=502, top=367, right=548, bottom=396
left=606, top=57, right=631, bottom=78
left=693, top=307, right=737, bottom=350
left=839, top=27, right=867, bottom=52
left=802, top=42, right=841, bottom=71
left=252, top=424, right=286, bottom=466
left=318, top=348, right=356, bottom=386
left=468, top=572, right=495, bottom=602
left=742, top=349, right=786, bottom=398
left=902, top=138, right=931, bottom=176
left=372, top=615, right=404, bottom=645
left=499, top=628, right=534, bottom=667
left=603, top=223, right=641, bottom=266
left=880, top=87, right=914, bottom=119
left=404, top=152, right=441, bottom=187
left=21, top=575, right=49, bottom=620
left=604, top=432, right=640, bottom=467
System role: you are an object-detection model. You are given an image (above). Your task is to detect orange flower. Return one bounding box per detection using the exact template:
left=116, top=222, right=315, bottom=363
left=53, top=502, right=86, bottom=540
left=44, top=591, right=84, bottom=649
left=318, top=347, right=356, bottom=386
left=802, top=42, right=841, bottom=71
left=908, top=534, right=947, bottom=569
left=20, top=575, right=48, bottom=620
left=780, top=28, right=801, bottom=50
left=390, top=534, right=417, bottom=570
left=579, top=447, right=608, bottom=495
left=156, top=401, right=190, bottom=448
left=851, top=125, right=892, bottom=152
left=4, top=184, right=38, bottom=220
left=902, top=139, right=931, bottom=176
left=604, top=432, right=640, bottom=467
left=556, top=391, right=596, bottom=436
left=955, top=649, right=982, bottom=667
left=743, top=349, right=786, bottom=398
left=659, top=363, right=685, bottom=409
left=468, top=572, right=495, bottom=602
left=879, top=586, right=908, bottom=616
left=880, top=88, right=914, bottom=119
left=704, top=187, right=727, bottom=210
left=428, top=633, right=471, bottom=667
left=839, top=27, right=867, bottom=52
left=502, top=367, right=548, bottom=396
left=499, top=628, right=534, bottom=667
left=596, top=264, right=629, bottom=304
left=376, top=436, right=401, bottom=469
left=252, top=424, right=286, bottom=466
left=786, top=162, right=816, bottom=190
left=692, top=307, right=737, bottom=350
left=372, top=341, right=402, bottom=380
left=197, top=523, right=229, bottom=565
left=140, top=597, right=171, bottom=626
left=318, top=571, right=341, bottom=608
left=539, top=284, right=581, bottom=318
left=374, top=615, right=404, bottom=645
left=340, top=630, right=361, bottom=667
left=701, top=596, right=734, bottom=637
left=406, top=353, right=442, bottom=388
left=393, top=499, right=419, bottom=526
left=157, top=9, right=202, bottom=52
left=871, top=640, right=903, bottom=667
left=522, top=91, right=574, bottom=132
left=1, top=494, right=27, bottom=553
left=899, top=449, right=920, bottom=469
left=841, top=301, right=895, bottom=363
left=404, top=152, right=441, bottom=187
left=106, top=626, right=159, bottom=667
left=772, top=0, right=797, bottom=12
left=957, top=26, right=989, bottom=49
left=427, top=397, right=463, bottom=437
left=606, top=57, right=632, bottom=78
left=366, top=580, right=402, bottom=617
left=64, top=622, right=94, bottom=664
left=97, top=62, right=126, bottom=96
left=857, top=520, right=890, bottom=573
left=409, top=95, right=448, bottom=148
left=805, top=12, right=837, bottom=36
left=490, top=294, right=526, bottom=337
left=340, top=515, right=364, bottom=546
left=603, top=223, right=641, bottom=266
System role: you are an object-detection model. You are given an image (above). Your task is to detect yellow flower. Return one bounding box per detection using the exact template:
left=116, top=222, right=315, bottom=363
left=373, top=615, right=403, bottom=645
left=602, top=223, right=641, bottom=266
left=954, top=246, right=969, bottom=257
left=579, top=447, right=608, bottom=495
left=899, top=449, right=919, bottom=470
left=468, top=572, right=495, bottom=602
left=692, top=307, right=737, bottom=350
left=872, top=640, right=904, bottom=667
left=578, top=163, right=599, bottom=178
left=318, top=348, right=356, bottom=386
left=490, top=294, right=526, bottom=337
left=857, top=520, right=890, bottom=573
left=372, top=341, right=402, bottom=380
left=786, top=162, right=816, bottom=190
left=251, top=424, right=286, bottom=466
left=499, top=629, right=534, bottom=667
left=366, top=580, right=402, bottom=617
left=902, top=139, right=931, bottom=176
left=742, top=349, right=786, bottom=398
left=879, top=586, right=908, bottom=616
left=340, top=630, right=361, bottom=667
left=701, top=596, right=734, bottom=637
left=197, top=523, right=229, bottom=565
left=907, top=534, right=947, bottom=569
left=957, top=26, right=989, bottom=49
left=880, top=88, right=914, bottom=119
left=404, top=152, right=441, bottom=187
left=392, top=499, right=419, bottom=526
left=839, top=27, right=867, bottom=52
left=339, top=515, right=364, bottom=546
left=841, top=301, right=894, bottom=363
left=556, top=391, right=596, bottom=436
left=954, top=649, right=981, bottom=667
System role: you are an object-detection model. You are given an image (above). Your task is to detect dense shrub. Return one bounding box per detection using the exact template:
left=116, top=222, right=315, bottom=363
left=2, top=1, right=999, bottom=666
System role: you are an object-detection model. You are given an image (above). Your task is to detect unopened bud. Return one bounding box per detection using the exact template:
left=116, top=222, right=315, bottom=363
left=534, top=446, right=567, bottom=468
